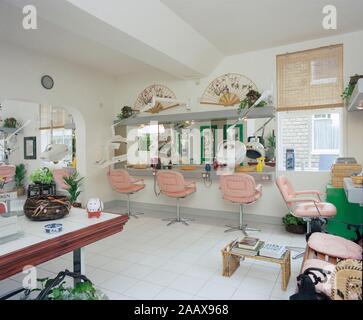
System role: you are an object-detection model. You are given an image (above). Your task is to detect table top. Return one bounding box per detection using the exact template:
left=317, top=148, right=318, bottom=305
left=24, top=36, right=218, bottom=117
left=0, top=208, right=128, bottom=280
left=0, top=208, right=124, bottom=257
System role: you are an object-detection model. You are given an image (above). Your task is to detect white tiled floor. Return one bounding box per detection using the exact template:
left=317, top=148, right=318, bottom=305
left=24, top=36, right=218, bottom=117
left=0, top=211, right=305, bottom=300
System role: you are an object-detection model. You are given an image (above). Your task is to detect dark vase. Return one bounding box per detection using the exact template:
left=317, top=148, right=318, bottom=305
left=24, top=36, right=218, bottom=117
left=285, top=224, right=307, bottom=234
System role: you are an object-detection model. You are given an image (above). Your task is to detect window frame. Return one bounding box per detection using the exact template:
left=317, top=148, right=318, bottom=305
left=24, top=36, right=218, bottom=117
left=310, top=112, right=341, bottom=155
left=277, top=108, right=343, bottom=172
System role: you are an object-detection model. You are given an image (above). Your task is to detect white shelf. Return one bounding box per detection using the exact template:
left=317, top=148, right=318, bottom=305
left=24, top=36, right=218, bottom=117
left=116, top=106, right=275, bottom=126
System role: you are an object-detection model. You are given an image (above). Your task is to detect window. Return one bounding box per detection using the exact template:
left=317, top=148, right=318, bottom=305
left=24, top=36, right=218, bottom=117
left=277, top=44, right=343, bottom=112
left=277, top=45, right=344, bottom=171
left=278, top=109, right=342, bottom=171
left=39, top=105, right=74, bottom=166
left=312, top=113, right=340, bottom=154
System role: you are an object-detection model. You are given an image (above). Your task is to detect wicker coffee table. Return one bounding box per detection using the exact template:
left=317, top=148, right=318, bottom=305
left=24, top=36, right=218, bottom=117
left=221, top=241, right=291, bottom=291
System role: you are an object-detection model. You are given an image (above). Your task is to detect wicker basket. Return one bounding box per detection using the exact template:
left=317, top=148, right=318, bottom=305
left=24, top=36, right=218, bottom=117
left=351, top=176, right=363, bottom=186
left=24, top=196, right=71, bottom=221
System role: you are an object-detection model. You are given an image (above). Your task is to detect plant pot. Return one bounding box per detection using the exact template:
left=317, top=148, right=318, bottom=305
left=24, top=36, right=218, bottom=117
left=24, top=195, right=71, bottom=221
left=285, top=224, right=307, bottom=234
left=17, top=186, right=25, bottom=197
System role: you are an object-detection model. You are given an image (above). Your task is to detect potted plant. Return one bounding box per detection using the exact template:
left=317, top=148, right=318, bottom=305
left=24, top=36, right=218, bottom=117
left=15, top=164, right=27, bottom=196
left=3, top=117, right=18, bottom=128
left=27, top=273, right=108, bottom=300
left=341, top=74, right=363, bottom=104
left=63, top=171, right=84, bottom=207
left=29, top=168, right=54, bottom=185
left=238, top=85, right=267, bottom=113
left=265, top=131, right=276, bottom=163
left=282, top=213, right=307, bottom=234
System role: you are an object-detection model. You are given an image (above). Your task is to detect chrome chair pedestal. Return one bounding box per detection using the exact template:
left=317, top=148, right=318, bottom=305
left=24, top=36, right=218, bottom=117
left=225, top=204, right=260, bottom=235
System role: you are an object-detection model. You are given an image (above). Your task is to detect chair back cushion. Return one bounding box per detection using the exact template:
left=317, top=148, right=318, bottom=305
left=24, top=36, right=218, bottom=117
left=276, top=175, right=296, bottom=206
left=157, top=171, right=186, bottom=194
left=108, top=169, right=132, bottom=192
left=219, top=173, right=259, bottom=204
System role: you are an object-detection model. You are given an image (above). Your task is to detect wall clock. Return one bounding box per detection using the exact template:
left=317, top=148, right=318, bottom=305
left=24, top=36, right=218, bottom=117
left=200, top=73, right=257, bottom=106
left=41, top=75, right=54, bottom=90
left=134, top=84, right=178, bottom=114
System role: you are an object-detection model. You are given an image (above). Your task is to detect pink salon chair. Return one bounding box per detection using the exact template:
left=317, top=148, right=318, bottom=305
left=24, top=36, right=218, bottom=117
left=219, top=173, right=262, bottom=235
left=0, top=164, right=16, bottom=192
left=156, top=171, right=196, bottom=226
left=108, top=169, right=145, bottom=218
left=276, top=176, right=336, bottom=234
left=276, top=175, right=337, bottom=259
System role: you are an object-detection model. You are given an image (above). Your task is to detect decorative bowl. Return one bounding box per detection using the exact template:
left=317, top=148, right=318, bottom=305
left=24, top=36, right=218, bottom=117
left=24, top=195, right=71, bottom=221
left=44, top=223, right=63, bottom=234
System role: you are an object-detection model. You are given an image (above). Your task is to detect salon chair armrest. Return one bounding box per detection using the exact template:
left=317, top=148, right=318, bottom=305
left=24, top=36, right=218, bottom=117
left=184, top=180, right=196, bottom=187
left=131, top=178, right=144, bottom=184
left=295, top=190, right=322, bottom=200
left=289, top=197, right=320, bottom=204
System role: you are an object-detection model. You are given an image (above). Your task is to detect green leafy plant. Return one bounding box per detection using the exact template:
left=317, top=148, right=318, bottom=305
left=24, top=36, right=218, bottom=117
left=33, top=277, right=107, bottom=300
left=117, top=106, right=133, bottom=121
left=15, top=164, right=27, bottom=188
left=63, top=171, right=84, bottom=204
left=266, top=132, right=276, bottom=149
left=238, top=85, right=267, bottom=113
left=341, top=83, right=355, bottom=103
left=282, top=213, right=306, bottom=226
left=30, top=168, right=54, bottom=185
left=3, top=117, right=18, bottom=128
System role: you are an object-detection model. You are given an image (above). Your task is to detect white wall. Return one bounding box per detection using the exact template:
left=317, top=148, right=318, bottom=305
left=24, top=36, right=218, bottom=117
left=0, top=42, right=117, bottom=203
left=113, top=30, right=363, bottom=218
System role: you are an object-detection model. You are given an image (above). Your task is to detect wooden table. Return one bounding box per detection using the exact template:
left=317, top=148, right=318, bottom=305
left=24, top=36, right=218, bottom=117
left=221, top=241, right=291, bottom=291
left=0, top=208, right=128, bottom=284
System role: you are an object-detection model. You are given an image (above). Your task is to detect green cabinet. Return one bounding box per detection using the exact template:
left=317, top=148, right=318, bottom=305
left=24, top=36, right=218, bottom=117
left=326, top=184, right=363, bottom=241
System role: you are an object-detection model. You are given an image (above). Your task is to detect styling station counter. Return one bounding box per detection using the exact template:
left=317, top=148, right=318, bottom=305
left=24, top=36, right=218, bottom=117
left=119, top=166, right=282, bottom=225
left=127, top=166, right=276, bottom=183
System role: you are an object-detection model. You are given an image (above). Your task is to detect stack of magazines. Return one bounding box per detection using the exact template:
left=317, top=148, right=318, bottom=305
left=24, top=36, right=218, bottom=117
left=259, top=243, right=287, bottom=259
left=231, top=237, right=264, bottom=256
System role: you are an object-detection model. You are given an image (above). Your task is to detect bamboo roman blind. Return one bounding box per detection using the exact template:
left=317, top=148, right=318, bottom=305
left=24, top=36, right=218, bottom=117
left=277, top=44, right=343, bottom=112
left=39, top=105, right=68, bottom=129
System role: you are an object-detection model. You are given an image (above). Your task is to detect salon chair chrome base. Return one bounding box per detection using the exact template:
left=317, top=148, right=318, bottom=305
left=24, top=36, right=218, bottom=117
left=126, top=194, right=144, bottom=219
left=163, top=198, right=195, bottom=226
left=224, top=204, right=260, bottom=235
left=163, top=217, right=195, bottom=226
left=224, top=224, right=260, bottom=236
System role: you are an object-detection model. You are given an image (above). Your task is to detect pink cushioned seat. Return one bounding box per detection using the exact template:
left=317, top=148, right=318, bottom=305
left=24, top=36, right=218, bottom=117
left=294, top=202, right=336, bottom=218
left=108, top=169, right=145, bottom=218
left=308, top=232, right=362, bottom=260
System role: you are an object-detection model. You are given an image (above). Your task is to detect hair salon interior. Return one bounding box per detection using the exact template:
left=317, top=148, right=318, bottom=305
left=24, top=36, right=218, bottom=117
left=0, top=0, right=362, bottom=302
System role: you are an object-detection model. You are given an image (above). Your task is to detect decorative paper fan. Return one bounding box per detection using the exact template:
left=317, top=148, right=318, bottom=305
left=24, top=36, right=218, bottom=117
left=134, top=84, right=178, bottom=114
left=200, top=73, right=257, bottom=106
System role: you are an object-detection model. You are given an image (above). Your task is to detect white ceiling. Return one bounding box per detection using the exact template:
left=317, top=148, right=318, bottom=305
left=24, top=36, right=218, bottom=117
left=0, top=0, right=159, bottom=76
left=162, top=0, right=363, bottom=55
left=1, top=0, right=363, bottom=77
